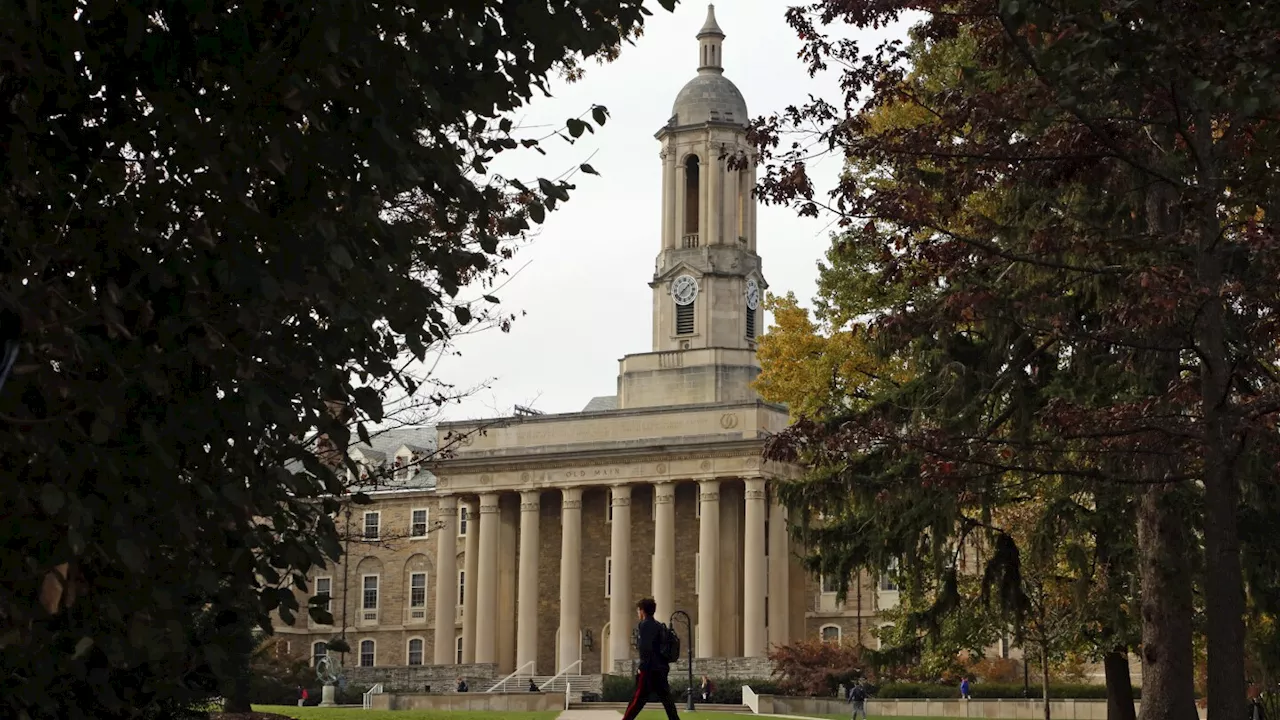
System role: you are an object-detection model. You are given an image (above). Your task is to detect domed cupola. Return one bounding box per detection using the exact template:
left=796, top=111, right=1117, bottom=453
left=668, top=5, right=749, bottom=127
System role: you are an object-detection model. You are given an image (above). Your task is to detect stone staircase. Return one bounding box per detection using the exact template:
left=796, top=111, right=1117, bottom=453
left=536, top=674, right=602, bottom=700
left=567, top=701, right=750, bottom=713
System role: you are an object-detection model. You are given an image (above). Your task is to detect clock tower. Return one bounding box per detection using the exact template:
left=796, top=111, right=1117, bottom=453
left=617, top=5, right=768, bottom=409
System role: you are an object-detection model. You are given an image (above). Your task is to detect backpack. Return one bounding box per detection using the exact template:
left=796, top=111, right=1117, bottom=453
left=657, top=623, right=681, bottom=663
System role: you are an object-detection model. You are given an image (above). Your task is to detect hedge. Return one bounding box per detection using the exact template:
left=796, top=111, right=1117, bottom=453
left=872, top=682, right=1140, bottom=700
left=601, top=676, right=1133, bottom=702
left=601, top=675, right=784, bottom=703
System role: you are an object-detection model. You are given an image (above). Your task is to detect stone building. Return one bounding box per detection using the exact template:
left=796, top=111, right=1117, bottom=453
left=274, top=5, right=890, bottom=687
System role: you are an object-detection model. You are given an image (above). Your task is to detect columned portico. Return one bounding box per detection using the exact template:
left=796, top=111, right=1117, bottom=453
left=697, top=478, right=721, bottom=657
left=433, top=494, right=459, bottom=664
left=558, top=488, right=584, bottom=672
left=516, top=490, right=541, bottom=672
left=608, top=484, right=633, bottom=669
left=652, top=482, right=676, bottom=618
left=474, top=492, right=500, bottom=664
left=462, top=498, right=479, bottom=663
left=743, top=477, right=767, bottom=657
left=767, top=490, right=790, bottom=649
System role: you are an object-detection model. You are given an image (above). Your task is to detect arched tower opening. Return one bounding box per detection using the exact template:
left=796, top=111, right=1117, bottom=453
left=683, top=155, right=700, bottom=245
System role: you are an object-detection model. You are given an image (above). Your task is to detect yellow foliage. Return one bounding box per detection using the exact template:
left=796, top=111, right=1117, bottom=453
left=752, top=292, right=908, bottom=420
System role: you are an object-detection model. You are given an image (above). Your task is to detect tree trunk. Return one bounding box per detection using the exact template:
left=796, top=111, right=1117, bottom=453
left=1193, top=191, right=1247, bottom=720
left=1042, top=645, right=1052, bottom=720
left=1136, top=478, right=1198, bottom=720
left=1104, top=648, right=1137, bottom=720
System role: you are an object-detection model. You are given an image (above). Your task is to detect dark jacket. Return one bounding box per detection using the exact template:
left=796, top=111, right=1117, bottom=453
left=636, top=615, right=669, bottom=673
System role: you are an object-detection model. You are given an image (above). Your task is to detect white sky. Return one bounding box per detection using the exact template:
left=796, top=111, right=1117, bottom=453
left=431, top=2, right=910, bottom=420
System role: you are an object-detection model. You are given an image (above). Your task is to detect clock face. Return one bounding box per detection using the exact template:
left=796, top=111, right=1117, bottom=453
left=671, top=275, right=699, bottom=306
left=745, top=278, right=760, bottom=310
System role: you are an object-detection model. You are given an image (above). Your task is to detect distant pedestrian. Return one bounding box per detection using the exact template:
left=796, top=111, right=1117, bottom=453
left=847, top=681, right=868, bottom=720
left=529, top=679, right=539, bottom=692
left=456, top=677, right=469, bottom=692
left=299, top=687, right=309, bottom=706
left=700, top=676, right=714, bottom=702
left=960, top=677, right=971, bottom=700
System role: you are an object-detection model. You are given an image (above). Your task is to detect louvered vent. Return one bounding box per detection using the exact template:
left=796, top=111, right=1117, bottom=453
left=676, top=302, right=695, bottom=335
left=746, top=307, right=756, bottom=340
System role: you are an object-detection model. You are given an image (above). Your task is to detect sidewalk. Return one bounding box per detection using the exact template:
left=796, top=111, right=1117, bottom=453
left=557, top=709, right=622, bottom=720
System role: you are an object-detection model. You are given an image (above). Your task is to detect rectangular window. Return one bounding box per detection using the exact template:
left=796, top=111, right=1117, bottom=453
left=362, top=575, right=379, bottom=610
left=880, top=558, right=900, bottom=592
left=455, top=636, right=464, bottom=665
left=458, top=506, right=468, bottom=537
left=363, top=511, right=380, bottom=540
left=457, top=570, right=465, bottom=606
left=676, top=302, right=695, bottom=335
left=410, top=572, right=427, bottom=609
left=605, top=557, right=612, bottom=598
left=315, top=577, right=332, bottom=613
left=822, top=574, right=840, bottom=594
left=410, top=508, right=429, bottom=538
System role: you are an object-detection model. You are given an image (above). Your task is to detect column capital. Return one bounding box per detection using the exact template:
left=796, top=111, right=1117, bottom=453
left=611, top=484, right=632, bottom=506
left=478, top=492, right=500, bottom=515
left=561, top=486, right=584, bottom=509
left=745, top=477, right=766, bottom=500
left=698, top=478, right=721, bottom=491
left=653, top=481, right=676, bottom=504
left=519, top=490, right=541, bottom=512
left=436, top=494, right=459, bottom=510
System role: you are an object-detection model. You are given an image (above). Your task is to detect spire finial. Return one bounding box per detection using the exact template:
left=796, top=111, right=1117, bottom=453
left=698, top=4, right=724, bottom=39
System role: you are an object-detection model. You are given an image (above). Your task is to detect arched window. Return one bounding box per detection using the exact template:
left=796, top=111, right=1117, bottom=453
left=820, top=625, right=842, bottom=643
left=359, top=639, right=376, bottom=667
left=455, top=635, right=464, bottom=664
left=312, top=641, right=327, bottom=666
left=737, top=167, right=750, bottom=241
left=407, top=638, right=424, bottom=666
left=683, top=156, right=701, bottom=242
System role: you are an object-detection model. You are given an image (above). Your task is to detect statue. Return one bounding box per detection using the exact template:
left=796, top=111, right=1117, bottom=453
left=315, top=655, right=342, bottom=707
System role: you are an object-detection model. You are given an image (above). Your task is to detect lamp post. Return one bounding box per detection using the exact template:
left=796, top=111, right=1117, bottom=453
left=670, top=610, right=695, bottom=712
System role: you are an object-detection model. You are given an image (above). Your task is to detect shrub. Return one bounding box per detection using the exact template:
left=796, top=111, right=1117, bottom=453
left=769, top=639, right=869, bottom=696
left=967, top=657, right=1022, bottom=683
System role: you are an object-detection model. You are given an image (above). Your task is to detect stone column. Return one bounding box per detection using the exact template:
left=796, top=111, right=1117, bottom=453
left=474, top=492, right=501, bottom=664
left=433, top=495, right=459, bottom=664
left=652, top=482, right=676, bottom=618
left=697, top=479, right=720, bottom=657
left=707, top=142, right=721, bottom=244
left=515, top=491, right=541, bottom=673
left=743, top=478, right=767, bottom=657
left=767, top=490, right=790, bottom=648
left=661, top=150, right=673, bottom=250
left=608, top=484, right=633, bottom=672
left=462, top=498, right=479, bottom=663
left=558, top=488, right=584, bottom=672
left=698, top=136, right=709, bottom=243
left=674, top=159, right=687, bottom=244
left=748, top=158, right=759, bottom=251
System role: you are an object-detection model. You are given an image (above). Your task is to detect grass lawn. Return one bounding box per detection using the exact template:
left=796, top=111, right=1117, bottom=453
left=252, top=706, right=561, bottom=720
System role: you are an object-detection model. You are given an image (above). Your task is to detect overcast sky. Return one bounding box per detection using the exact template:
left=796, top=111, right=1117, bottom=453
left=428, top=2, right=911, bottom=421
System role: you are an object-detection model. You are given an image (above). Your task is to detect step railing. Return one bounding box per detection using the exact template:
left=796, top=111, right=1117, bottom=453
left=363, top=683, right=383, bottom=709
left=538, top=660, right=584, bottom=691
left=486, top=660, right=535, bottom=693
left=743, top=684, right=759, bottom=714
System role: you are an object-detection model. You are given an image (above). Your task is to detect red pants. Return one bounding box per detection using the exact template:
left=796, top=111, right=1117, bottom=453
left=621, top=670, right=681, bottom=720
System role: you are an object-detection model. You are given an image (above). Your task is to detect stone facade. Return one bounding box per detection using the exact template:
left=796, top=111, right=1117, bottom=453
left=344, top=663, right=497, bottom=693
left=272, top=5, right=892, bottom=684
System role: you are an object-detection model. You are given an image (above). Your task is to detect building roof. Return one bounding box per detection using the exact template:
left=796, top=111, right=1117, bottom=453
left=697, top=3, right=724, bottom=37
left=582, top=395, right=619, bottom=412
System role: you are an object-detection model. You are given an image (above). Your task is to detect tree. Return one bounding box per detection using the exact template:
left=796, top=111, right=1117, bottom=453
left=753, top=4, right=1280, bottom=720
left=0, top=0, right=675, bottom=716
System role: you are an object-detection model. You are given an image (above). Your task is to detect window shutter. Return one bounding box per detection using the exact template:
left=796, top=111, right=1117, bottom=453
left=676, top=302, right=695, bottom=335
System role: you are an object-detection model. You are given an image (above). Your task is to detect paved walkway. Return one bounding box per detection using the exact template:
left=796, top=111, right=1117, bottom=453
left=556, top=709, right=622, bottom=719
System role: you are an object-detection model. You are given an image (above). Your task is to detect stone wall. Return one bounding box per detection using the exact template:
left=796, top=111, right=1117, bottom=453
left=342, top=662, right=497, bottom=693
left=372, top=690, right=563, bottom=712
left=761, top=696, right=1209, bottom=720
left=612, top=655, right=773, bottom=678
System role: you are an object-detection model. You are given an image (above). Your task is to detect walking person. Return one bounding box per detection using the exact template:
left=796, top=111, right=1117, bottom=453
left=960, top=677, right=971, bottom=700
left=620, top=598, right=681, bottom=720
left=847, top=680, right=868, bottom=720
